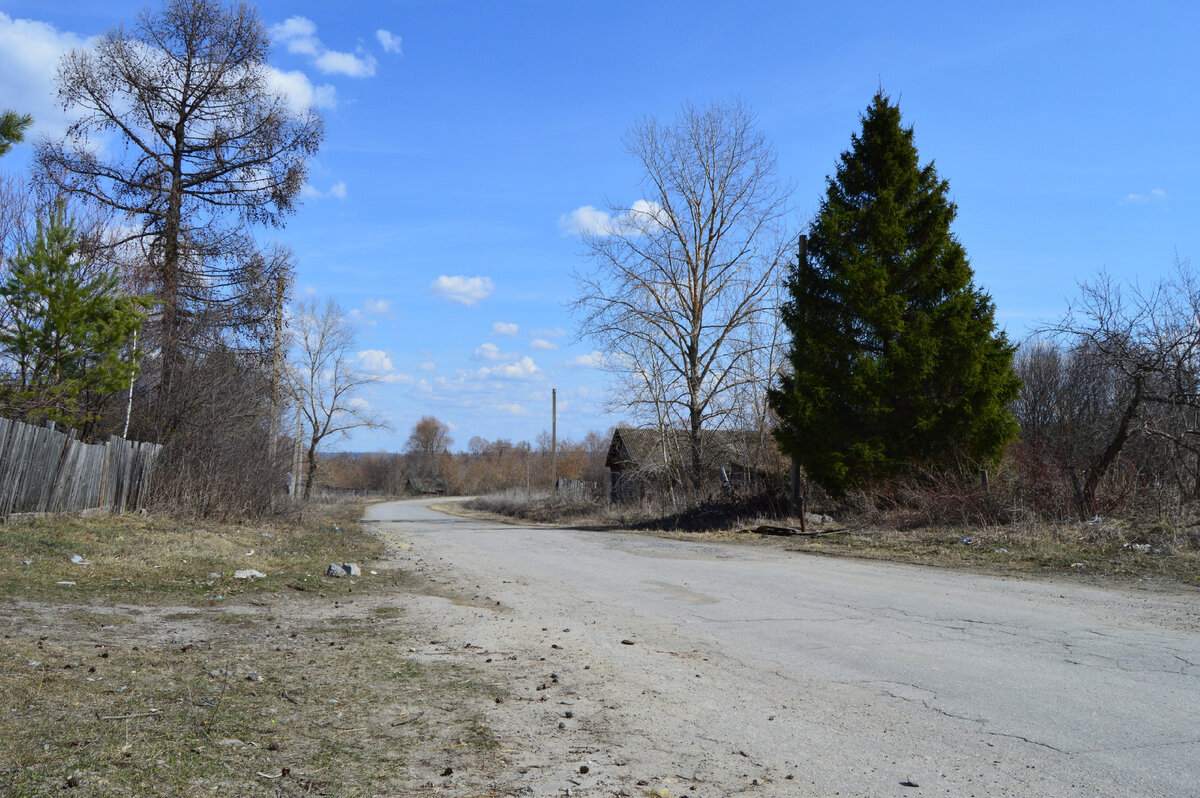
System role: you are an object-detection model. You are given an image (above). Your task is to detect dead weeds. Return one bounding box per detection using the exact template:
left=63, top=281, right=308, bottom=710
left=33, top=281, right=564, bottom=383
left=0, top=503, right=507, bottom=796
left=463, top=493, right=1200, bottom=588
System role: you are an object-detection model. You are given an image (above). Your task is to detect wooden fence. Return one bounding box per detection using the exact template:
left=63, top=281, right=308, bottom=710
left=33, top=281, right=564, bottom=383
left=0, top=417, right=163, bottom=519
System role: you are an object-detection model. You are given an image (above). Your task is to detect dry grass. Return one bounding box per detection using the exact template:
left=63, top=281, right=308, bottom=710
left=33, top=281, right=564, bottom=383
left=465, top=491, right=1200, bottom=588
left=0, top=503, right=505, bottom=796
left=0, top=503, right=391, bottom=604
left=778, top=516, right=1200, bottom=585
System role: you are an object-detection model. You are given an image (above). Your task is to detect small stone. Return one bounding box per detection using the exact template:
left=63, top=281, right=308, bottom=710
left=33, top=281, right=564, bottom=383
left=342, top=563, right=361, bottom=577
left=207, top=573, right=221, bottom=580
left=901, top=778, right=920, bottom=788
left=579, top=764, right=589, bottom=774
left=326, top=564, right=347, bottom=578
left=440, top=767, right=453, bottom=777
left=246, top=672, right=261, bottom=682
left=233, top=569, right=266, bottom=580
left=620, top=639, right=635, bottom=646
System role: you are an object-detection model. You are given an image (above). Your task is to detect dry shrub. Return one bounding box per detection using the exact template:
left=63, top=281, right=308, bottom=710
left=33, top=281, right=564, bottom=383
left=137, top=347, right=287, bottom=519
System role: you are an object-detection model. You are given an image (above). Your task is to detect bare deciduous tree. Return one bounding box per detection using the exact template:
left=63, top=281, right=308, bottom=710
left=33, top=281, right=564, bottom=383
left=1034, top=262, right=1200, bottom=517
left=37, top=0, right=322, bottom=426
left=572, top=99, right=792, bottom=486
left=287, top=297, right=386, bottom=499
left=405, top=416, right=453, bottom=483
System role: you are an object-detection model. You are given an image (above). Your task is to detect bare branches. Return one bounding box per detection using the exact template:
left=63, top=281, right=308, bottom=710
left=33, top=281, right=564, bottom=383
left=286, top=297, right=388, bottom=499
left=35, top=0, right=323, bottom=425
left=572, top=100, right=791, bottom=483
left=1028, top=260, right=1200, bottom=516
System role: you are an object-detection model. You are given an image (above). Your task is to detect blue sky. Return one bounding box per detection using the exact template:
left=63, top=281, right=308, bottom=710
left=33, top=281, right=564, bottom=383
left=1, top=1, right=1196, bottom=452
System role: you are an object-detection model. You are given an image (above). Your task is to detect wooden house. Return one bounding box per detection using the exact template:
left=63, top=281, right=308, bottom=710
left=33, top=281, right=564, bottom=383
left=604, top=427, right=777, bottom=502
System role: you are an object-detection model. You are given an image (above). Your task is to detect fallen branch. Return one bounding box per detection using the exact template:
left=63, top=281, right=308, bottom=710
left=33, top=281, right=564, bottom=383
left=748, top=525, right=842, bottom=538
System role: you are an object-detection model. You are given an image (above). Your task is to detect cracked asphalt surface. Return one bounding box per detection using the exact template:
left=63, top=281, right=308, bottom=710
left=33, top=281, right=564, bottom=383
left=365, top=499, right=1200, bottom=796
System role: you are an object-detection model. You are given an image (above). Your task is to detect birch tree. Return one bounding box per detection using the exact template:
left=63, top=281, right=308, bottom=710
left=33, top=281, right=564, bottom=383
left=287, top=297, right=386, bottom=499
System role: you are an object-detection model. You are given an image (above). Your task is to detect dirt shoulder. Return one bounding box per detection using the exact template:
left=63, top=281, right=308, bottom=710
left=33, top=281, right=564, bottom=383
left=0, top=506, right=514, bottom=797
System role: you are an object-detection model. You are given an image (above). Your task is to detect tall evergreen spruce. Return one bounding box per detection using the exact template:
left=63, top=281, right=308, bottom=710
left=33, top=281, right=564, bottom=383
left=769, top=93, right=1020, bottom=496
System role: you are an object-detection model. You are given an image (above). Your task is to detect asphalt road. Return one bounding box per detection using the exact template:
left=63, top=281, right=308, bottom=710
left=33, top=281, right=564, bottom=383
left=364, top=499, right=1200, bottom=796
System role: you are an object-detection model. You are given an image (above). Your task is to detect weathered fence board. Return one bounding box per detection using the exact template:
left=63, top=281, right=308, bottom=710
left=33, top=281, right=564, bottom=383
left=0, top=418, right=162, bottom=519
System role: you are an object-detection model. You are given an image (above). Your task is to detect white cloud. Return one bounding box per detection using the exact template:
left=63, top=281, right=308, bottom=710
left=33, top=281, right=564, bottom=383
left=301, top=179, right=349, bottom=198
left=1122, top=188, right=1167, bottom=205
left=271, top=16, right=319, bottom=55
left=530, top=338, right=557, bottom=351
left=559, top=199, right=666, bottom=237
left=263, top=66, right=337, bottom=111
left=315, top=49, right=377, bottom=78
left=379, top=372, right=415, bottom=385
left=431, top=275, right=494, bottom=305
left=473, top=342, right=501, bottom=361
left=496, top=403, right=528, bottom=415
left=559, top=205, right=611, bottom=237
left=270, top=16, right=377, bottom=78
left=0, top=13, right=94, bottom=140
left=364, top=298, right=391, bottom=314
left=419, top=361, right=436, bottom=371
left=348, top=397, right=371, bottom=411
left=531, top=327, right=567, bottom=339
left=478, top=356, right=540, bottom=380
left=358, top=349, right=394, bottom=374
left=566, top=350, right=605, bottom=369
left=492, top=321, right=519, bottom=337
left=376, top=29, right=403, bottom=54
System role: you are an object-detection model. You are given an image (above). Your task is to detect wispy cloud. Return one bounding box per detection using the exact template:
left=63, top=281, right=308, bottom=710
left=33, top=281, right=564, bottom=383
left=473, top=342, right=501, bottom=362
left=376, top=29, right=403, bottom=54
left=496, top=403, right=528, bottom=415
left=559, top=200, right=666, bottom=237
left=263, top=67, right=337, bottom=111
left=364, top=298, right=391, bottom=314
left=530, top=338, right=558, bottom=351
left=270, top=16, right=378, bottom=77
left=1122, top=188, right=1166, bottom=205
left=431, top=275, right=494, bottom=305
left=358, top=349, right=394, bottom=373
left=565, top=350, right=605, bottom=369
left=492, top=321, right=519, bottom=337
left=531, top=327, right=567, bottom=339
left=301, top=180, right=348, bottom=199
left=478, top=356, right=540, bottom=380
left=0, top=13, right=94, bottom=139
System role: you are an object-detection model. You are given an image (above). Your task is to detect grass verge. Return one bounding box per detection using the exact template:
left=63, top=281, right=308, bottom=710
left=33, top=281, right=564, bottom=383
left=0, top=503, right=504, bottom=796
left=0, top=503, right=392, bottom=604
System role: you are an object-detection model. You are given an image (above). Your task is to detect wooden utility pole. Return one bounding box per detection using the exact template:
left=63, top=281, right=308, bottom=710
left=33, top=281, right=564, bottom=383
left=551, top=388, right=557, bottom=494
left=290, top=406, right=303, bottom=500
left=790, top=234, right=808, bottom=532
left=268, top=273, right=286, bottom=465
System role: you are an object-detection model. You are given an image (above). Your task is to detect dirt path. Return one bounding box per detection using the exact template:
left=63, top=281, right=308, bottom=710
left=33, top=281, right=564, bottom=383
left=364, top=498, right=1200, bottom=797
